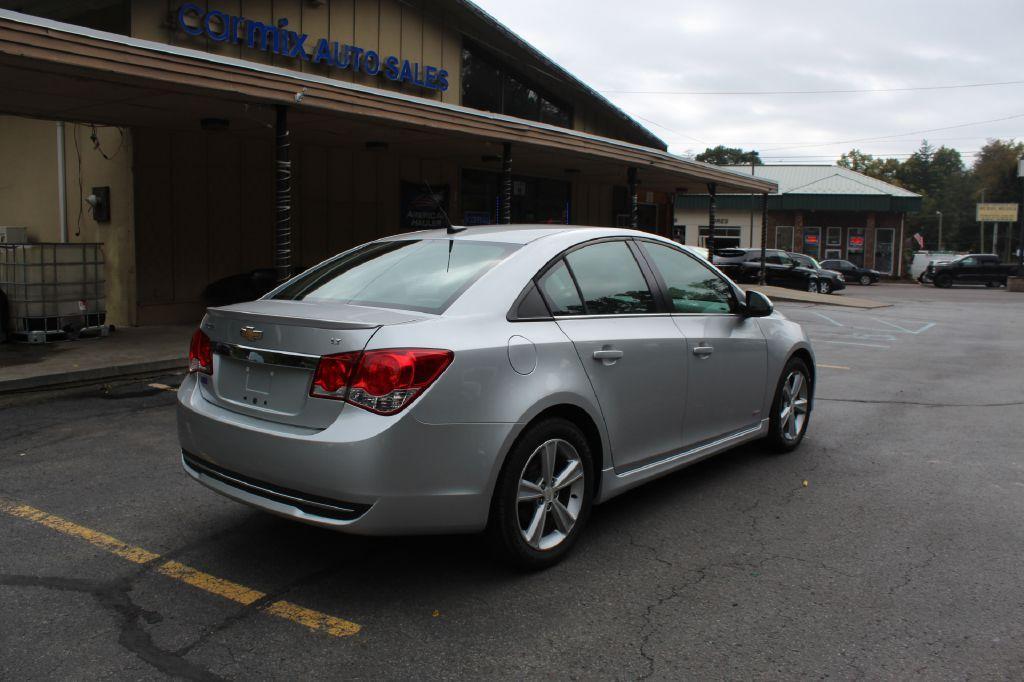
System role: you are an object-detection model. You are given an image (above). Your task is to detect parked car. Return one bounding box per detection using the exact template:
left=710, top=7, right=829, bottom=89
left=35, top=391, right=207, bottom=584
left=787, top=252, right=846, bottom=294
left=819, top=259, right=881, bottom=286
left=178, top=226, right=816, bottom=569
left=923, top=253, right=1022, bottom=288
left=714, top=248, right=822, bottom=293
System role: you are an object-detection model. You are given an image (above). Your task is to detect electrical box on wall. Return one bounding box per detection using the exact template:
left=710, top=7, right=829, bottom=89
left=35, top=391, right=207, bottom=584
left=0, top=227, right=28, bottom=243
left=87, top=187, right=110, bottom=223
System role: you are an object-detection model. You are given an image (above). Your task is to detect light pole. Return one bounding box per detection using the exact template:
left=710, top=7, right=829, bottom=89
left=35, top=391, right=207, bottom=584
left=936, top=211, right=943, bottom=252
left=1018, top=157, right=1024, bottom=267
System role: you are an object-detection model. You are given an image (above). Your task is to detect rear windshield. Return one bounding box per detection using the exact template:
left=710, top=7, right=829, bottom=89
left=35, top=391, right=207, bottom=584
left=271, top=239, right=519, bottom=314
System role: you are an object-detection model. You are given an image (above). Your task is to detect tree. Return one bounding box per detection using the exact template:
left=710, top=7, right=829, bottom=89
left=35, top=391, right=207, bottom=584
left=972, top=139, right=1024, bottom=203
left=695, top=145, right=762, bottom=166
left=838, top=149, right=903, bottom=186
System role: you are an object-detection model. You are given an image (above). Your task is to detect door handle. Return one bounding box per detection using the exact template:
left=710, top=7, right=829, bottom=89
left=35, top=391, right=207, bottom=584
left=692, top=345, right=714, bottom=357
left=593, top=349, right=624, bottom=364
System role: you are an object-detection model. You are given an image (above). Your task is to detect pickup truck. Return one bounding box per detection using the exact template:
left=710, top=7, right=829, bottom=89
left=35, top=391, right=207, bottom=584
left=924, top=254, right=1022, bottom=288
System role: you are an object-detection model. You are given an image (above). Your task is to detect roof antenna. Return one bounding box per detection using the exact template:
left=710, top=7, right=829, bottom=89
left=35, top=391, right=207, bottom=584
left=423, top=181, right=464, bottom=234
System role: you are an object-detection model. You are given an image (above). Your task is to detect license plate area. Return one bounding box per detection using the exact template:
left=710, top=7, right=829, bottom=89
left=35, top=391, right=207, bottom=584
left=212, top=355, right=314, bottom=416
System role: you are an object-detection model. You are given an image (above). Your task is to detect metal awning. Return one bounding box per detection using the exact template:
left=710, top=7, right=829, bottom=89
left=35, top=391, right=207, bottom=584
left=0, top=10, right=776, bottom=196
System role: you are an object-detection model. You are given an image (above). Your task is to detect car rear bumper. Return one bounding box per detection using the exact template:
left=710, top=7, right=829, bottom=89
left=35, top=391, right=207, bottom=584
left=176, top=374, right=516, bottom=535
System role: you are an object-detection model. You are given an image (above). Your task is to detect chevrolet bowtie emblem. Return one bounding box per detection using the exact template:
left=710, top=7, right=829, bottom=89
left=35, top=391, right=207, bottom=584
left=240, top=326, right=264, bottom=342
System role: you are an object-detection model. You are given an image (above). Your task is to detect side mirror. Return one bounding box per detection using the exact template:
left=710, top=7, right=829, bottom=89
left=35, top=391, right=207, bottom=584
left=744, top=290, right=773, bottom=317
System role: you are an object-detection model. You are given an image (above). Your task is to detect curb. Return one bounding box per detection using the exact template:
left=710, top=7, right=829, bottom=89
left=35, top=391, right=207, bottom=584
left=745, top=285, right=890, bottom=309
left=0, top=357, right=186, bottom=395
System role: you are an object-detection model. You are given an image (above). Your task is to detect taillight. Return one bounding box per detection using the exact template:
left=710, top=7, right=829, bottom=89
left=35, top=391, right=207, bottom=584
left=309, top=348, right=454, bottom=415
left=309, top=351, right=361, bottom=400
left=188, top=329, right=213, bottom=375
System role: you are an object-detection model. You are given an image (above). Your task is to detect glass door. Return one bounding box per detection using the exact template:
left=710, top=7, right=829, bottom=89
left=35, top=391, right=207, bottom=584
left=825, top=227, right=842, bottom=260
left=848, top=227, right=866, bottom=267
left=875, top=228, right=894, bottom=274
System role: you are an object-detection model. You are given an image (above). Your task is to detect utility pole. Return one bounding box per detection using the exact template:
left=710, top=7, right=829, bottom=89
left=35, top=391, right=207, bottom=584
left=936, top=211, right=943, bottom=252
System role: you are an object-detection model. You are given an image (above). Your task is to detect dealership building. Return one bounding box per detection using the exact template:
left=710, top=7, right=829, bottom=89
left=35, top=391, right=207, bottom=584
left=675, top=165, right=921, bottom=277
left=0, top=1, right=774, bottom=327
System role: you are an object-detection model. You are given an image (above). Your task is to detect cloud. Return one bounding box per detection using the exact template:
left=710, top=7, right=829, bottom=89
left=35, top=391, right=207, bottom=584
left=472, top=0, right=1024, bottom=165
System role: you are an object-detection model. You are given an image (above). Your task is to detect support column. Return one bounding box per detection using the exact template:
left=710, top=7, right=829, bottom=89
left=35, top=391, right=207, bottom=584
left=760, top=192, right=769, bottom=285
left=627, top=167, right=639, bottom=228
left=706, top=182, right=717, bottom=256
left=274, top=105, right=292, bottom=283
left=501, top=142, right=512, bottom=225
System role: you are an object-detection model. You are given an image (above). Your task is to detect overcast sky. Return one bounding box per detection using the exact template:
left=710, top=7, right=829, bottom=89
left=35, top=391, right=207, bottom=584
left=472, top=0, right=1024, bottom=165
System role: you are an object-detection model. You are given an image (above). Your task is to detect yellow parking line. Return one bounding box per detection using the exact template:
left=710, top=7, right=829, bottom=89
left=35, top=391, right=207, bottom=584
left=818, top=364, right=851, bottom=370
left=0, top=499, right=360, bottom=638
left=0, top=501, right=160, bottom=564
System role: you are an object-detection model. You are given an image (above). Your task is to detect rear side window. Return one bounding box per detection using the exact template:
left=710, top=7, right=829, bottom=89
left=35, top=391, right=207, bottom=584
left=565, top=241, right=656, bottom=315
left=640, top=242, right=734, bottom=314
left=538, top=261, right=585, bottom=315
left=272, top=239, right=518, bottom=314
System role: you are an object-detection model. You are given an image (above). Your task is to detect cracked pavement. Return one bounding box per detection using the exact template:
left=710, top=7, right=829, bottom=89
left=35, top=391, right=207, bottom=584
left=1, top=284, right=1023, bottom=679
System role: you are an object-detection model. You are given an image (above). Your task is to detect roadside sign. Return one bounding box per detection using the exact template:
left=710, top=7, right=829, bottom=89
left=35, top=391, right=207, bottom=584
left=976, top=203, right=1018, bottom=222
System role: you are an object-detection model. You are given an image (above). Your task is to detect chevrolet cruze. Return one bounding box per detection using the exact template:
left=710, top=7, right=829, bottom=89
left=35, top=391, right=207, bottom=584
left=178, top=226, right=815, bottom=568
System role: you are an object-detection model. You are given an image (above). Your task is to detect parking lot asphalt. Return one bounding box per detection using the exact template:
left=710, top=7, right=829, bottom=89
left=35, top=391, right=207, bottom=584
left=2, top=283, right=1023, bottom=679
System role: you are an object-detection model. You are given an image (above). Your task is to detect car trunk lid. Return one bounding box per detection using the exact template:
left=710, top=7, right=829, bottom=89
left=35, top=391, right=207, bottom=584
left=198, top=300, right=429, bottom=429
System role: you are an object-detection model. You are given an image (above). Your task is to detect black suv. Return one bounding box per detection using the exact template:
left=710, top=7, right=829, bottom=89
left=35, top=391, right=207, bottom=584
left=714, top=248, right=822, bottom=293
left=819, top=259, right=881, bottom=286
left=787, top=252, right=846, bottom=294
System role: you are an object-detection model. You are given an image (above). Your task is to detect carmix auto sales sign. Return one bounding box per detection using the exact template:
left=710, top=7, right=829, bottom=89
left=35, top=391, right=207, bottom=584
left=176, top=3, right=450, bottom=92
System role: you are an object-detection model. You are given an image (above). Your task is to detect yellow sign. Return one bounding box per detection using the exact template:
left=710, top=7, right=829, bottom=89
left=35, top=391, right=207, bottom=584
left=976, top=203, right=1019, bottom=222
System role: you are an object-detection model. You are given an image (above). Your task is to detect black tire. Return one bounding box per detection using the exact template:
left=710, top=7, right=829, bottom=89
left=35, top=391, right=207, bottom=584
left=807, top=279, right=819, bottom=293
left=859, top=274, right=872, bottom=286
left=934, top=274, right=953, bottom=288
left=985, top=281, right=997, bottom=288
left=766, top=357, right=813, bottom=453
left=487, top=418, right=595, bottom=570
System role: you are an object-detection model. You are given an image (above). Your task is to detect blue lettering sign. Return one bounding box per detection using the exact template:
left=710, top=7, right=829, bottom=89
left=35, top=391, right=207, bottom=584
left=175, top=7, right=448, bottom=92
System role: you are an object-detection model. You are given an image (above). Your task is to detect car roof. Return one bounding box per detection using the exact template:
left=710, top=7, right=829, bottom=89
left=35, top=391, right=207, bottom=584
left=380, top=224, right=676, bottom=246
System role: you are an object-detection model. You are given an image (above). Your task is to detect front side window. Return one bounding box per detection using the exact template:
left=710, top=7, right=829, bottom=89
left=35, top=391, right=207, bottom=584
left=272, top=239, right=517, bottom=314
left=564, top=242, right=656, bottom=315
left=640, top=242, right=734, bottom=314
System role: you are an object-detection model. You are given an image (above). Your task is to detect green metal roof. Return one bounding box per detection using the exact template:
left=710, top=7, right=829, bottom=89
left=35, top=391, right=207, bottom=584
left=677, top=164, right=922, bottom=213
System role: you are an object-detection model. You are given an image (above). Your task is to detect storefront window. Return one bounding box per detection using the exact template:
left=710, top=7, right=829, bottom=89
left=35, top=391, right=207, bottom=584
left=698, top=226, right=741, bottom=248
left=460, top=48, right=502, bottom=113
left=461, top=42, right=573, bottom=129
left=775, top=226, right=795, bottom=251
left=11, top=0, right=131, bottom=35
left=460, top=169, right=569, bottom=225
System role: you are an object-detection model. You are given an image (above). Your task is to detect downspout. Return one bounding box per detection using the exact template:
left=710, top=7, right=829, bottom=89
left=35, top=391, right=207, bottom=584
left=57, top=121, right=68, bottom=243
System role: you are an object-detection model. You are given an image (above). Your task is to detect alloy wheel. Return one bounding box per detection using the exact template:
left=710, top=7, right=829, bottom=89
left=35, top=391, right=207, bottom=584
left=517, top=439, right=586, bottom=551
left=808, top=279, right=819, bottom=293
left=779, top=370, right=810, bottom=442
left=820, top=280, right=831, bottom=294
left=860, top=274, right=871, bottom=285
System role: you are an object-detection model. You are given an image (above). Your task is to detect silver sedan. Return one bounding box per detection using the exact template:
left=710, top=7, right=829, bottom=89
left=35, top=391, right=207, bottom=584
left=177, top=226, right=815, bottom=568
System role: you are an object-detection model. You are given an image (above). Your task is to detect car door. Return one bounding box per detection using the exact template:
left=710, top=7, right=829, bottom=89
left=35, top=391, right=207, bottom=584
left=636, top=240, right=769, bottom=447
left=774, top=252, right=806, bottom=289
left=539, top=240, right=689, bottom=471
left=752, top=252, right=786, bottom=286
left=956, top=256, right=979, bottom=283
